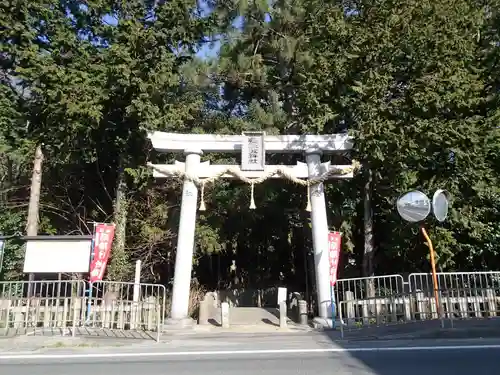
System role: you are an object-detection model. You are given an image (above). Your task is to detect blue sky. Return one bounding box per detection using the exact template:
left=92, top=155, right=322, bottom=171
left=196, top=40, right=221, bottom=60
left=195, top=14, right=246, bottom=59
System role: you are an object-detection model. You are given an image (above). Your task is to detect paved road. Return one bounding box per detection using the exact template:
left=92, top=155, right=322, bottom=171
left=1, top=344, right=499, bottom=375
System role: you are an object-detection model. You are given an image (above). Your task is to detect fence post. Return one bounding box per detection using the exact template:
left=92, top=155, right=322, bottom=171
left=457, top=293, right=468, bottom=318
left=279, top=301, right=287, bottom=328
left=486, top=289, right=496, bottom=317
left=221, top=302, right=230, bottom=328
left=72, top=298, right=77, bottom=338
left=403, top=295, right=412, bottom=322
left=416, top=291, right=425, bottom=320
left=198, top=296, right=210, bottom=325
left=131, top=260, right=141, bottom=330
left=391, top=295, right=398, bottom=323
left=156, top=307, right=161, bottom=343
left=298, top=300, right=308, bottom=325
left=361, top=301, right=369, bottom=325
left=344, top=291, right=355, bottom=325
left=339, top=301, right=345, bottom=339
left=447, top=293, right=454, bottom=328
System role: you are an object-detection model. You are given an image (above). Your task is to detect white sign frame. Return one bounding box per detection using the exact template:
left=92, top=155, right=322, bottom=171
left=23, top=238, right=93, bottom=273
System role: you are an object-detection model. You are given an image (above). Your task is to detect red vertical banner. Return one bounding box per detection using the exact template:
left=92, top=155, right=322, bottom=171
left=89, top=224, right=116, bottom=283
left=328, top=231, right=342, bottom=286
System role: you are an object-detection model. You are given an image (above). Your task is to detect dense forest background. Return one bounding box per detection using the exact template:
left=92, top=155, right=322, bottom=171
left=1, top=0, right=500, bottom=306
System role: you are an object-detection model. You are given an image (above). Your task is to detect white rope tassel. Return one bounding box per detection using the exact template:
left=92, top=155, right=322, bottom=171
left=249, top=182, right=256, bottom=209
left=199, top=181, right=206, bottom=211
left=305, top=184, right=312, bottom=212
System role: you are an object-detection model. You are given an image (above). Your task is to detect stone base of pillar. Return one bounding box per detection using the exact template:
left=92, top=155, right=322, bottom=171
left=312, top=317, right=334, bottom=330
left=161, top=317, right=196, bottom=332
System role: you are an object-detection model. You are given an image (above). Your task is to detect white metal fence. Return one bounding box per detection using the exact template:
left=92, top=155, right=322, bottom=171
left=0, top=280, right=166, bottom=340
left=2, top=273, right=499, bottom=339
left=336, top=272, right=500, bottom=338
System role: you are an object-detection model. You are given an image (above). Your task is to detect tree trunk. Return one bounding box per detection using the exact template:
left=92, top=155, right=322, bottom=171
left=26, top=145, right=43, bottom=294
left=362, top=167, right=375, bottom=298
left=26, top=145, right=43, bottom=237
left=106, top=167, right=130, bottom=281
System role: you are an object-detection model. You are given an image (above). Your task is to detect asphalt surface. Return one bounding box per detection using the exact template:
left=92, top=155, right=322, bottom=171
left=1, top=344, right=499, bottom=375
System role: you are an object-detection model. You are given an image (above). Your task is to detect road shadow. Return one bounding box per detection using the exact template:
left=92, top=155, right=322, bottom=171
left=319, top=318, right=500, bottom=375
left=261, top=318, right=279, bottom=327
left=208, top=318, right=221, bottom=327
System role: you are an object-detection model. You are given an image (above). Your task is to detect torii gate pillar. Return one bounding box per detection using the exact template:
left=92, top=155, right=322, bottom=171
left=148, top=132, right=354, bottom=327
left=306, top=150, right=331, bottom=321
left=169, top=149, right=202, bottom=321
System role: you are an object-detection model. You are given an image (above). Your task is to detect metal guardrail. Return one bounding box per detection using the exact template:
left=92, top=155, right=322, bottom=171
left=409, top=272, right=500, bottom=293
left=0, top=280, right=165, bottom=341
left=0, top=280, right=86, bottom=331
left=2, top=272, right=499, bottom=340
left=335, top=275, right=405, bottom=303
left=85, top=281, right=166, bottom=329
left=336, top=272, right=500, bottom=339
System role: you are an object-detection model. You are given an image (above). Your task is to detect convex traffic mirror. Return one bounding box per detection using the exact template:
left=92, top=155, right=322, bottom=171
left=397, top=189, right=449, bottom=223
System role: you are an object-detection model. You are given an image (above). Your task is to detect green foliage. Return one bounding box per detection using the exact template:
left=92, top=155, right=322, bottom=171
left=0, top=212, right=25, bottom=281
left=211, top=0, right=500, bottom=276
left=1, top=0, right=500, bottom=293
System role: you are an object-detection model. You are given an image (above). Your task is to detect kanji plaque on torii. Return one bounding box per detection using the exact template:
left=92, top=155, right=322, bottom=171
left=241, top=131, right=266, bottom=171
left=147, top=131, right=357, bottom=327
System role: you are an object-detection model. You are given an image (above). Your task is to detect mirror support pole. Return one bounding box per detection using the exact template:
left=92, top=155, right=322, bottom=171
left=420, top=226, right=441, bottom=319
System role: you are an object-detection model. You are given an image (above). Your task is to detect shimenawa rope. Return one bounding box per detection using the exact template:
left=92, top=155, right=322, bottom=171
left=147, top=161, right=360, bottom=211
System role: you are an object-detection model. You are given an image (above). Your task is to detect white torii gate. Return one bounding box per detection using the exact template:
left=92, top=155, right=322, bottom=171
left=147, top=131, right=355, bottom=326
